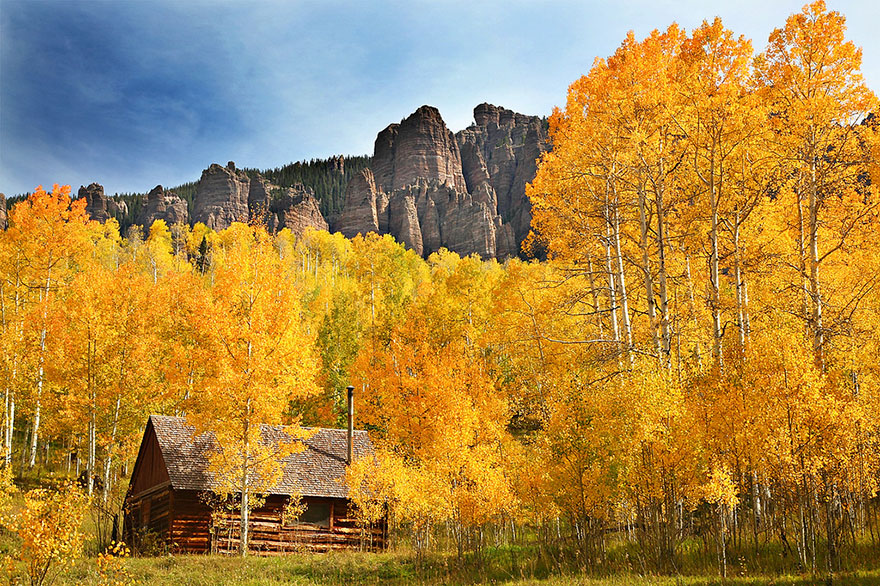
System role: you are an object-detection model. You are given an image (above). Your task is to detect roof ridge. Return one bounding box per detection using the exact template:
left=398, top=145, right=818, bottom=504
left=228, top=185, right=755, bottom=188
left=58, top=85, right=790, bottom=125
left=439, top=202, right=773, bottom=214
left=148, top=414, right=371, bottom=434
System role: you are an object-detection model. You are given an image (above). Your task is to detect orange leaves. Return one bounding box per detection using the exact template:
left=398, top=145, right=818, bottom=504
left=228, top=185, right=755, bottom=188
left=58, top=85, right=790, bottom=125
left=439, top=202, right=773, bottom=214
left=9, top=184, right=87, bottom=230
left=702, top=465, right=739, bottom=508
left=349, top=250, right=514, bottom=536
left=185, top=223, right=319, bottom=503
left=759, top=1, right=872, bottom=116
left=7, top=184, right=94, bottom=277
left=199, top=223, right=319, bottom=418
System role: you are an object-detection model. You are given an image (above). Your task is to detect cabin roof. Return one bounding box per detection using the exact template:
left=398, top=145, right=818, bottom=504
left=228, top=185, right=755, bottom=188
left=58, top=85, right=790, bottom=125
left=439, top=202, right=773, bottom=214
left=146, top=415, right=373, bottom=499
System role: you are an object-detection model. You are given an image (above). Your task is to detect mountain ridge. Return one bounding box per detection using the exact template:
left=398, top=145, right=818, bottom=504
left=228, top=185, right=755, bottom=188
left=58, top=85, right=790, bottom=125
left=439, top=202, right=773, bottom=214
left=68, top=103, right=549, bottom=259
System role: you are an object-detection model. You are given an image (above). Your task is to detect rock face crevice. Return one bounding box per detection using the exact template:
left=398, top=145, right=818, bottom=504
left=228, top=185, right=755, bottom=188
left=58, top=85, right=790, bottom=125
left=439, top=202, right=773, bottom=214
left=78, top=183, right=128, bottom=224
left=336, top=103, right=546, bottom=259
left=265, top=186, right=328, bottom=234
left=190, top=162, right=328, bottom=235
left=139, top=185, right=188, bottom=228
left=336, top=169, right=380, bottom=239
left=457, top=103, right=548, bottom=247
left=192, top=162, right=251, bottom=231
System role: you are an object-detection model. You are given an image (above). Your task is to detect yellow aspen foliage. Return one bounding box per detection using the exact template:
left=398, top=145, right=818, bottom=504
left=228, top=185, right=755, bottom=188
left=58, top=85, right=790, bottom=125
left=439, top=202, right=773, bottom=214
left=6, top=185, right=97, bottom=469
left=0, top=465, right=15, bottom=516
left=1, top=483, right=88, bottom=586
left=703, top=465, right=739, bottom=509
left=95, top=541, right=136, bottom=586
left=350, top=250, right=514, bottom=553
left=755, top=0, right=878, bottom=366
left=2, top=4, right=880, bottom=572
left=185, top=222, right=320, bottom=556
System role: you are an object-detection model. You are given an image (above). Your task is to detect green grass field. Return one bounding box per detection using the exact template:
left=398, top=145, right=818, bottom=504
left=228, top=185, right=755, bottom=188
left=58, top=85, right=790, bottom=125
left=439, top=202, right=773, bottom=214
left=44, top=549, right=880, bottom=586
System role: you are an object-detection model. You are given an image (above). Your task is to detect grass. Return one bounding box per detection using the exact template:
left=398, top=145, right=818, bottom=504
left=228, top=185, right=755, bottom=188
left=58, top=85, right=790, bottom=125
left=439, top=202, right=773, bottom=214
left=43, top=548, right=880, bottom=586
left=3, top=482, right=877, bottom=586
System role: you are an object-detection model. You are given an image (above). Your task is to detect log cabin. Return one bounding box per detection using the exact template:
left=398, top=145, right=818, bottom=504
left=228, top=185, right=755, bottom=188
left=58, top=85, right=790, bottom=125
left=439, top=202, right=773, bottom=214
left=122, top=401, right=385, bottom=555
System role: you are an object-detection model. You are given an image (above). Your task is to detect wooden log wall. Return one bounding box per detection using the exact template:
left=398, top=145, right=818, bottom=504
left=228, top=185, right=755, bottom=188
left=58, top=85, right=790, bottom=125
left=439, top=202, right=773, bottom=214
left=169, top=490, right=213, bottom=554
left=128, top=489, right=387, bottom=556
left=147, top=488, right=171, bottom=537
left=210, top=497, right=386, bottom=555
left=124, top=483, right=172, bottom=552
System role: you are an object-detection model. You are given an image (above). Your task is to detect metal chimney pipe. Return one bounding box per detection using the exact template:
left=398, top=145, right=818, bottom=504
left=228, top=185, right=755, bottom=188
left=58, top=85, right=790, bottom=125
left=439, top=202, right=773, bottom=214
left=346, top=385, right=354, bottom=465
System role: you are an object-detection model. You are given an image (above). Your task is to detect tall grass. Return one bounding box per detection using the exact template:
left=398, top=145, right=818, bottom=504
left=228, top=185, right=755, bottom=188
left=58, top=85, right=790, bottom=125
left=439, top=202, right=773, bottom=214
left=42, top=540, right=880, bottom=586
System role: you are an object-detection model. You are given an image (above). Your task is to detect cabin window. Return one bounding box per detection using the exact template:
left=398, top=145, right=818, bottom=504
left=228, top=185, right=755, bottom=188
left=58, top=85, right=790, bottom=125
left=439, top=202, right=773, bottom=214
left=299, top=502, right=331, bottom=528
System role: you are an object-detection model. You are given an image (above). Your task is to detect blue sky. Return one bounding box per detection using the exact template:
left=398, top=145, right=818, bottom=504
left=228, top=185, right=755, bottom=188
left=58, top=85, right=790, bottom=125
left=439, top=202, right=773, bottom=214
left=2, top=0, right=880, bottom=196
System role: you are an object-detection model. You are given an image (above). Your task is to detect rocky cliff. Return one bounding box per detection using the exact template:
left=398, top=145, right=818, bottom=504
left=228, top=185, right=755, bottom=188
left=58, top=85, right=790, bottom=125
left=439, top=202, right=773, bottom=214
left=336, top=104, right=546, bottom=259
left=264, top=185, right=329, bottom=235
left=138, top=185, right=188, bottom=227
left=192, top=162, right=251, bottom=230
left=78, top=183, right=128, bottom=224
left=57, top=104, right=546, bottom=259
left=373, top=105, right=467, bottom=193
left=336, top=169, right=380, bottom=239
left=182, top=163, right=328, bottom=235
left=457, top=103, right=548, bottom=247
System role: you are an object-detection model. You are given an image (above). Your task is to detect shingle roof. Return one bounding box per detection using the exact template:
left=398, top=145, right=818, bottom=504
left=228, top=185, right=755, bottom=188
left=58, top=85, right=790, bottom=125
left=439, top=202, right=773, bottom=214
left=148, top=415, right=374, bottom=499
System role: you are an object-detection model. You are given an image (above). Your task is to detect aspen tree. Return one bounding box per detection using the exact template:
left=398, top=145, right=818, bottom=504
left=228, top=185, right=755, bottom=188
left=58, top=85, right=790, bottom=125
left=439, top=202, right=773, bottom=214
left=755, top=0, right=878, bottom=368
left=186, top=223, right=319, bottom=556
left=6, top=186, right=92, bottom=468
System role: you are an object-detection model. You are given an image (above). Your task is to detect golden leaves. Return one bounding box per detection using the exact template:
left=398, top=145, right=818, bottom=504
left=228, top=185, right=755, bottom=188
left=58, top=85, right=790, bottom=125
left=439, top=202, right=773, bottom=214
left=1, top=483, right=89, bottom=586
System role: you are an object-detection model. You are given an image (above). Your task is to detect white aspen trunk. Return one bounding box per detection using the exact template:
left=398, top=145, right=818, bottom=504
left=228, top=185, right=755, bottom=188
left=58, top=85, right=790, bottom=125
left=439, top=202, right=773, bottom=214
left=4, top=281, right=21, bottom=467
left=29, top=337, right=45, bottom=468
left=685, top=255, right=703, bottom=370
left=808, top=167, right=824, bottom=369
left=2, top=273, right=10, bottom=464
left=2, top=389, right=6, bottom=463
left=0, top=281, right=5, bottom=463
left=9, top=364, right=20, bottom=467
left=88, top=397, right=96, bottom=496
left=29, top=268, right=52, bottom=468
left=796, top=186, right=811, bottom=336
left=585, top=250, right=605, bottom=339
left=603, top=222, right=621, bottom=346
left=103, top=395, right=121, bottom=505
left=708, top=166, right=723, bottom=370
left=600, top=185, right=619, bottom=345
left=240, top=332, right=253, bottom=557
left=674, top=284, right=682, bottom=383
left=654, top=175, right=672, bottom=366
left=612, top=197, right=634, bottom=366
left=733, top=211, right=747, bottom=353
left=240, top=418, right=250, bottom=557
left=88, top=335, right=96, bottom=497
left=720, top=503, right=728, bottom=578
left=3, top=389, right=11, bottom=467
left=637, top=186, right=660, bottom=357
